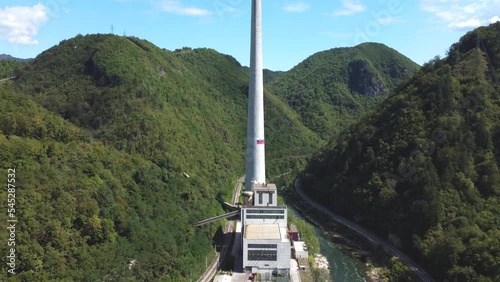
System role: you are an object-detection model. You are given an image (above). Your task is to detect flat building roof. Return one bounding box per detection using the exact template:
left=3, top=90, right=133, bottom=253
left=252, top=183, right=277, bottom=192
left=213, top=274, right=232, bottom=282
left=293, top=241, right=307, bottom=252
left=245, top=224, right=281, bottom=240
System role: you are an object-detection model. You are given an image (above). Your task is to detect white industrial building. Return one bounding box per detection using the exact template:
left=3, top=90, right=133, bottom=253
left=241, top=0, right=291, bottom=278
left=292, top=241, right=308, bottom=259
left=241, top=183, right=291, bottom=276
left=196, top=0, right=294, bottom=280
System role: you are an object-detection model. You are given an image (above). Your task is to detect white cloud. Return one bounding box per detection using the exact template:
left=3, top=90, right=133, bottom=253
left=449, top=18, right=482, bottom=29
left=284, top=2, right=311, bottom=13
left=0, top=4, right=48, bottom=44
left=159, top=0, right=212, bottom=16
left=420, top=0, right=500, bottom=30
left=491, top=15, right=500, bottom=22
left=333, top=0, right=366, bottom=16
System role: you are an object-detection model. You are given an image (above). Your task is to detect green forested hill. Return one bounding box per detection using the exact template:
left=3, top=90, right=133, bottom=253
left=0, top=60, right=22, bottom=78
left=0, top=54, right=30, bottom=78
left=268, top=43, right=420, bottom=139
left=302, top=23, right=500, bottom=281
left=0, top=34, right=320, bottom=281
left=0, top=54, right=32, bottom=62
left=13, top=34, right=320, bottom=185
left=0, top=83, right=222, bottom=281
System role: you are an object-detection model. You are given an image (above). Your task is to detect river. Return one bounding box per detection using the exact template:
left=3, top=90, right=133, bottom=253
left=287, top=204, right=367, bottom=282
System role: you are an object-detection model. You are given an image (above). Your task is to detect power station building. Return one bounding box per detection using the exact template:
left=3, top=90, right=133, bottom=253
left=241, top=183, right=290, bottom=276
left=241, top=0, right=291, bottom=277
left=198, top=0, right=293, bottom=280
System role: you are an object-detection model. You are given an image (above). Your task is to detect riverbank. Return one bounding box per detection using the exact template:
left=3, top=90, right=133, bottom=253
left=284, top=192, right=389, bottom=282
left=313, top=254, right=330, bottom=270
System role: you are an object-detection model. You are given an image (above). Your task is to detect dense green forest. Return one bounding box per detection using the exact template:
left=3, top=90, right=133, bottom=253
left=3, top=23, right=492, bottom=281
left=0, top=34, right=321, bottom=281
left=0, top=83, right=222, bottom=281
left=268, top=43, right=420, bottom=139
left=0, top=60, right=22, bottom=78
left=0, top=54, right=30, bottom=78
left=302, top=23, right=500, bottom=281
left=0, top=54, right=31, bottom=62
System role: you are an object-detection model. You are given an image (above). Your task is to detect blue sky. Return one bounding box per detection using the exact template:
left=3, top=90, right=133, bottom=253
left=1, top=0, right=499, bottom=71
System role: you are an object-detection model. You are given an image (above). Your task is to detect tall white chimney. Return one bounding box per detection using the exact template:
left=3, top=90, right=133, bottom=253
left=245, top=0, right=265, bottom=191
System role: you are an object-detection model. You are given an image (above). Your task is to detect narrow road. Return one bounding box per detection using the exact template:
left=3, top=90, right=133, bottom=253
left=295, top=178, right=435, bottom=282
left=197, top=176, right=244, bottom=282
left=0, top=77, right=15, bottom=83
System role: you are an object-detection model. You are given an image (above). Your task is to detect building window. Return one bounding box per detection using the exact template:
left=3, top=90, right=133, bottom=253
left=258, top=192, right=263, bottom=205
left=246, top=215, right=284, bottom=219
left=247, top=209, right=284, bottom=214
left=248, top=244, right=277, bottom=249
left=269, top=193, right=273, bottom=204
left=248, top=250, right=277, bottom=261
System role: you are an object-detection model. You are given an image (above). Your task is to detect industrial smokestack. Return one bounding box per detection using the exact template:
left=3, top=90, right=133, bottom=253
left=245, top=0, right=265, bottom=191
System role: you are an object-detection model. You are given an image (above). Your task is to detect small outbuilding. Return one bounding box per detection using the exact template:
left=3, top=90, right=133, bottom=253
left=293, top=241, right=308, bottom=259
left=289, top=224, right=299, bottom=242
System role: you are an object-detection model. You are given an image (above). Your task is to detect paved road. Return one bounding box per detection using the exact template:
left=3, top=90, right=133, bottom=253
left=197, top=176, right=244, bottom=282
left=295, top=178, right=435, bottom=282
left=290, top=259, right=301, bottom=282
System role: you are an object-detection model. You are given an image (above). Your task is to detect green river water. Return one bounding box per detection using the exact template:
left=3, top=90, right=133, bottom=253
left=287, top=204, right=367, bottom=282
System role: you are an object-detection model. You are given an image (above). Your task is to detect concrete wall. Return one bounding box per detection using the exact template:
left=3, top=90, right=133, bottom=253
left=254, top=190, right=277, bottom=206
left=294, top=250, right=308, bottom=259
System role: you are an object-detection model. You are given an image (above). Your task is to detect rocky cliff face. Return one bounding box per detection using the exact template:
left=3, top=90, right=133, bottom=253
left=267, top=42, right=419, bottom=138
left=348, top=59, right=387, bottom=97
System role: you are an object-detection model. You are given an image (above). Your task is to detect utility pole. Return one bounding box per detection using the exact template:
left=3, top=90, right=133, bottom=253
left=111, top=24, right=114, bottom=34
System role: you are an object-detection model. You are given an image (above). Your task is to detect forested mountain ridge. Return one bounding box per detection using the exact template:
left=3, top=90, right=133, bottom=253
left=0, top=58, right=25, bottom=78
left=301, top=22, right=500, bottom=281
left=0, top=54, right=31, bottom=78
left=0, top=34, right=321, bottom=281
left=268, top=42, right=420, bottom=139
left=14, top=34, right=320, bottom=182
left=242, top=66, right=284, bottom=84
left=0, top=54, right=32, bottom=62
